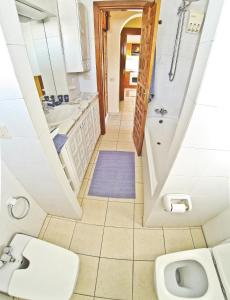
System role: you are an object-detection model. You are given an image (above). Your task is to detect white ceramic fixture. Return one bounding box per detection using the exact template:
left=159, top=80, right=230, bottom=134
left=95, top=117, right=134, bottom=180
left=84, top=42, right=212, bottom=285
left=0, top=234, right=79, bottom=300
left=45, top=104, right=81, bottom=127
left=155, top=243, right=230, bottom=300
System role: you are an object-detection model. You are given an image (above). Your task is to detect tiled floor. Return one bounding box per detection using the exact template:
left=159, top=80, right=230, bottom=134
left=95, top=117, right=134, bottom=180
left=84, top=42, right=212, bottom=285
left=15, top=98, right=207, bottom=300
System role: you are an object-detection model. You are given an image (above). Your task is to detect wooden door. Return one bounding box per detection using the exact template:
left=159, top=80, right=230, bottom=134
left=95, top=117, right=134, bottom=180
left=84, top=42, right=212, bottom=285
left=102, top=29, right=108, bottom=115
left=91, top=99, right=101, bottom=143
left=94, top=1, right=151, bottom=135
left=133, top=1, right=160, bottom=155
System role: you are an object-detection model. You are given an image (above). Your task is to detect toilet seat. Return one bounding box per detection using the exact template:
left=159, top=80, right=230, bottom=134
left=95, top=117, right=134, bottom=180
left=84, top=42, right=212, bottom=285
left=8, top=235, right=79, bottom=300
left=155, top=248, right=225, bottom=300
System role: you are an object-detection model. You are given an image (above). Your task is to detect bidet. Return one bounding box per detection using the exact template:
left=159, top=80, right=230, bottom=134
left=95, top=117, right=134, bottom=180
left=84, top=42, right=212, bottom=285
left=0, top=247, right=16, bottom=268
left=0, top=235, right=32, bottom=295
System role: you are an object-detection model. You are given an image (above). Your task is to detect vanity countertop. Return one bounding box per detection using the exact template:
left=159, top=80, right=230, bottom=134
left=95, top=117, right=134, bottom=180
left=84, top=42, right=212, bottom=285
left=46, top=93, right=98, bottom=137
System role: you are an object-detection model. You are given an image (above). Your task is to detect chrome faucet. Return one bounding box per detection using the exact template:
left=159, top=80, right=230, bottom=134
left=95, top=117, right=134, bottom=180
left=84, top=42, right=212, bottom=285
left=42, top=100, right=54, bottom=113
left=0, top=246, right=16, bottom=268
left=155, top=108, right=168, bottom=116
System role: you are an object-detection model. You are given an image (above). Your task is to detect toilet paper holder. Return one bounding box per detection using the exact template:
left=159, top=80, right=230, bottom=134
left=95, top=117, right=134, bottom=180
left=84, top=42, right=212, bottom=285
left=163, top=194, right=192, bottom=213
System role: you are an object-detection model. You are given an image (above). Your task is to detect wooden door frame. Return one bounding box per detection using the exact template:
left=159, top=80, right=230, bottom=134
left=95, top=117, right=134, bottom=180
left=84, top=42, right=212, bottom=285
left=119, top=27, right=141, bottom=101
left=94, top=1, right=148, bottom=134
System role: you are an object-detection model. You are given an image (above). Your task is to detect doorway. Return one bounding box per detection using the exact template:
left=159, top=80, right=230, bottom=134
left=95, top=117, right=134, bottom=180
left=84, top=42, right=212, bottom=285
left=119, top=27, right=141, bottom=102
left=94, top=1, right=160, bottom=155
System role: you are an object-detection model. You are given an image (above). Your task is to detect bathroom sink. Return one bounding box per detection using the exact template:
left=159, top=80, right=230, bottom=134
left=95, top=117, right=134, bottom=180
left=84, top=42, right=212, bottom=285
left=45, top=105, right=81, bottom=127
left=70, top=100, right=91, bottom=110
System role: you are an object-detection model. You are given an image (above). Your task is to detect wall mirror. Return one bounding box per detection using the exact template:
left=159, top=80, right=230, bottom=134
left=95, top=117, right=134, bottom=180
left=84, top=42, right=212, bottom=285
left=15, top=0, right=69, bottom=99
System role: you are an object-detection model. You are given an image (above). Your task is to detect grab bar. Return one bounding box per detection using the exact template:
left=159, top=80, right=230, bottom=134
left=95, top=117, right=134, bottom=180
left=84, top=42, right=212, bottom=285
left=7, top=196, right=30, bottom=220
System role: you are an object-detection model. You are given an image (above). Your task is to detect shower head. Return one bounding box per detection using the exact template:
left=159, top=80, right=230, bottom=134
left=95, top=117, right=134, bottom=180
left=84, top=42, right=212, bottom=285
left=181, top=0, right=199, bottom=11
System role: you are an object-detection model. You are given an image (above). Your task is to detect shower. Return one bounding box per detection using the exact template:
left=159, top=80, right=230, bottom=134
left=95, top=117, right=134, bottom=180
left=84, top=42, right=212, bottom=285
left=168, top=0, right=200, bottom=81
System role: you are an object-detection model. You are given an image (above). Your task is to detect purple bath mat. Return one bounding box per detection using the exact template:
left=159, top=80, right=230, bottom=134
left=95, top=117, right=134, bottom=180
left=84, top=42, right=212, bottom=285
left=88, top=151, right=136, bottom=199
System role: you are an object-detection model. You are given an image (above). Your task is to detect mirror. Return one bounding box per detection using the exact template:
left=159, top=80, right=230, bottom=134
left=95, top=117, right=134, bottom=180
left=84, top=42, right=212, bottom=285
left=16, top=1, right=69, bottom=100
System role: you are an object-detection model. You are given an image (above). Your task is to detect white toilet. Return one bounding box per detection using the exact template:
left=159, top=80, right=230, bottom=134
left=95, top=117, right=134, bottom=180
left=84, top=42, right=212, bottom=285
left=155, top=243, right=230, bottom=300
left=0, top=234, right=80, bottom=300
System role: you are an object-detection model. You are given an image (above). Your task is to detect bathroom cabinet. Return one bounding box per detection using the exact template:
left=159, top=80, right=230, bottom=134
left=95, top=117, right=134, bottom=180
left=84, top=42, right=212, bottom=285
left=60, top=98, right=100, bottom=194
left=58, top=0, right=90, bottom=73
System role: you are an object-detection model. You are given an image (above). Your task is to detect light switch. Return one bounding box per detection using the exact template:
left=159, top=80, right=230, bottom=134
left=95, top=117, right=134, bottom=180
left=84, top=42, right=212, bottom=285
left=0, top=126, right=11, bottom=139
left=187, top=11, right=205, bottom=33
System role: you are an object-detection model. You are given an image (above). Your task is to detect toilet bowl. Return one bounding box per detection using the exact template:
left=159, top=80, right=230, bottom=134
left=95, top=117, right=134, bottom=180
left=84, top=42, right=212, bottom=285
left=164, top=259, right=208, bottom=298
left=155, top=243, right=230, bottom=300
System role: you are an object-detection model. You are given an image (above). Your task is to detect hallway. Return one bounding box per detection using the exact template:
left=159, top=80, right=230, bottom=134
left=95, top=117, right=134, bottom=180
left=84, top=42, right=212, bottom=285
left=32, top=96, right=207, bottom=300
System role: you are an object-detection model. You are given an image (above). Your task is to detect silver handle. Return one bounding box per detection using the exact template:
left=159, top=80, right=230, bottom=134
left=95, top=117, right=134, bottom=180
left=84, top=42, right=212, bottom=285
left=7, top=196, right=30, bottom=220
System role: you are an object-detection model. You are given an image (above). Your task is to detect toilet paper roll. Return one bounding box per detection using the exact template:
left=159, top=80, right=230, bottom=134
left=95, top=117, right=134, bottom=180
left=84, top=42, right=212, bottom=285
left=171, top=203, right=187, bottom=213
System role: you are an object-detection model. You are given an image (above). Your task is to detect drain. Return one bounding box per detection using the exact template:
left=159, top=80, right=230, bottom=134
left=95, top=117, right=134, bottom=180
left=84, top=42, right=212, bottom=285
left=157, top=142, right=161, bottom=145
left=159, top=120, right=163, bottom=124
left=19, top=257, right=30, bottom=270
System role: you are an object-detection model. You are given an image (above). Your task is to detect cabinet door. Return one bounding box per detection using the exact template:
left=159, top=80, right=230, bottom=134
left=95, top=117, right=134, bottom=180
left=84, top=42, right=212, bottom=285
left=81, top=108, right=94, bottom=162
left=66, top=121, right=86, bottom=182
left=58, top=0, right=90, bottom=72
left=59, top=150, right=79, bottom=194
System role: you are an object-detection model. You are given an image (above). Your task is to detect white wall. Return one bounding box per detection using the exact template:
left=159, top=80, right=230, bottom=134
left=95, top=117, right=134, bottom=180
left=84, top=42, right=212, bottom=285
left=67, top=73, right=81, bottom=100
left=20, top=22, right=40, bottom=76
left=22, top=17, right=74, bottom=98
left=201, top=0, right=230, bottom=246
left=43, top=17, right=70, bottom=96
left=0, top=161, right=46, bottom=251
left=0, top=0, right=82, bottom=219
left=72, top=1, right=140, bottom=99
left=25, top=20, right=57, bottom=96
left=73, top=1, right=142, bottom=107
left=145, top=0, right=227, bottom=228
left=148, top=0, right=208, bottom=119
left=203, top=207, right=230, bottom=247
left=21, top=15, right=80, bottom=100
left=20, top=0, right=58, bottom=15
left=76, top=0, right=208, bottom=112
left=44, top=16, right=80, bottom=100
left=107, top=11, right=140, bottom=113
left=76, top=0, right=97, bottom=93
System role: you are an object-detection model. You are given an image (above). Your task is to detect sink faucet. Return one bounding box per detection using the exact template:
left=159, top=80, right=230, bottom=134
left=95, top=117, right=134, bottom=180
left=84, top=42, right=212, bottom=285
left=42, top=100, right=54, bottom=113
left=0, top=246, right=16, bottom=268
left=155, top=108, right=168, bottom=116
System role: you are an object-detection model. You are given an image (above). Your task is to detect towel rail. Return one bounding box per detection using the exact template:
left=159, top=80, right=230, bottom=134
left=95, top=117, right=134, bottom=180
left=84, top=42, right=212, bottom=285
left=7, top=196, right=30, bottom=220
